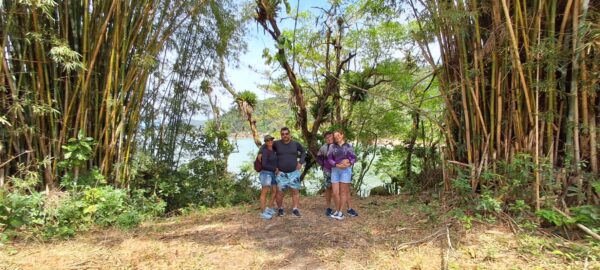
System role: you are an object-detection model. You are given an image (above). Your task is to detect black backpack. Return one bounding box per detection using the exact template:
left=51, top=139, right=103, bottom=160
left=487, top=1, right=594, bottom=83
left=254, top=149, right=270, bottom=172
left=253, top=154, right=262, bottom=172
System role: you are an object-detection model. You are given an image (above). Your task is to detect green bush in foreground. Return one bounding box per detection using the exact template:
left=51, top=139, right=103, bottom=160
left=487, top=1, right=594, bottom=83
left=130, top=152, right=259, bottom=212
left=0, top=186, right=166, bottom=239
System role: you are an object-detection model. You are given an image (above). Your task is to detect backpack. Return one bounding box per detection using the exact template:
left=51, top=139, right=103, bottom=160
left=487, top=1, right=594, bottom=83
left=254, top=149, right=270, bottom=172
left=253, top=154, right=262, bottom=172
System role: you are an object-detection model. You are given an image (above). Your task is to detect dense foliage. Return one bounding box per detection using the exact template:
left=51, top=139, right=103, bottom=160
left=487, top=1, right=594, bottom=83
left=408, top=0, right=600, bottom=237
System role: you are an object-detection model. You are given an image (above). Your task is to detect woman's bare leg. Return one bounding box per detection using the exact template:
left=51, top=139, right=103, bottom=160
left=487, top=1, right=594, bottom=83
left=269, top=185, right=277, bottom=208
left=340, top=183, right=350, bottom=212
left=260, top=186, right=269, bottom=211
left=332, top=183, right=341, bottom=212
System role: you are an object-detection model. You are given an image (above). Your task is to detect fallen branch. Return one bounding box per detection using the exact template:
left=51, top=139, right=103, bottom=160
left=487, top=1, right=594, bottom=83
left=394, top=223, right=453, bottom=251
left=441, top=224, right=452, bottom=270
left=0, top=150, right=33, bottom=168
left=496, top=211, right=523, bottom=234
left=553, top=207, right=600, bottom=242
left=445, top=224, right=453, bottom=251
left=394, top=229, right=444, bottom=250
left=446, top=160, right=470, bottom=167
left=441, top=234, right=449, bottom=270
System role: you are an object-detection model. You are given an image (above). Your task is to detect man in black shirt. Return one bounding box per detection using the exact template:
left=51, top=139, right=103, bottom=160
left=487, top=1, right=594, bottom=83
left=272, top=127, right=306, bottom=217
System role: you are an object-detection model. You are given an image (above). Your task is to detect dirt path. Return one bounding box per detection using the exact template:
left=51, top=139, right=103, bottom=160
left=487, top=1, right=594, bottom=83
left=0, top=196, right=594, bottom=269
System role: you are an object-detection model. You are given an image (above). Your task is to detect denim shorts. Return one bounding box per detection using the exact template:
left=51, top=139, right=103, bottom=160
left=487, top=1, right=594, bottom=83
left=276, top=170, right=301, bottom=191
left=259, top=171, right=277, bottom=187
left=331, top=167, right=352, bottom=184
left=322, top=170, right=332, bottom=189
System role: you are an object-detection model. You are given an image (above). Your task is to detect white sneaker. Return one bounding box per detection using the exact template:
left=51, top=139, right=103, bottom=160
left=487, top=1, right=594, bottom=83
left=265, top=208, right=276, bottom=215
left=261, top=210, right=273, bottom=220
left=330, top=211, right=344, bottom=220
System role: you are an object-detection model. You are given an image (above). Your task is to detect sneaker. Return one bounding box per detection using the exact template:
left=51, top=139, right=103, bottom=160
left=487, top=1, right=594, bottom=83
left=347, top=208, right=358, bottom=217
left=265, top=208, right=276, bottom=215
left=278, top=208, right=285, bottom=217
left=325, top=208, right=333, bottom=217
left=292, top=208, right=301, bottom=217
left=261, top=210, right=273, bottom=220
left=331, top=211, right=344, bottom=220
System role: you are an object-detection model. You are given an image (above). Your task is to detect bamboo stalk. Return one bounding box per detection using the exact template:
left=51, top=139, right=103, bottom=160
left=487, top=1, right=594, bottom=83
left=500, top=0, right=534, bottom=126
left=534, top=0, right=544, bottom=212
left=567, top=0, right=581, bottom=172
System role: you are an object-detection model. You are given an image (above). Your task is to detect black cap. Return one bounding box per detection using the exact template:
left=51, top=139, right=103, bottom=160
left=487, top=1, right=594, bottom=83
left=264, top=135, right=275, bottom=142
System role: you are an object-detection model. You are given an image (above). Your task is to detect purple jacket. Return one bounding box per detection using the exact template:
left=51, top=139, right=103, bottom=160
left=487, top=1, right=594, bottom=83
left=317, top=144, right=333, bottom=172
left=327, top=143, right=356, bottom=167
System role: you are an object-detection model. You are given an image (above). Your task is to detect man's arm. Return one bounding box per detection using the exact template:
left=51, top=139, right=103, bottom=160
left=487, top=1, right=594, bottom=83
left=316, top=146, right=325, bottom=167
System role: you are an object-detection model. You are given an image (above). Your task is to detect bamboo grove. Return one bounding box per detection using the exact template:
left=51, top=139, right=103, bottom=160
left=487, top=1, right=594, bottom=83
left=0, top=0, right=239, bottom=189
left=411, top=0, right=599, bottom=207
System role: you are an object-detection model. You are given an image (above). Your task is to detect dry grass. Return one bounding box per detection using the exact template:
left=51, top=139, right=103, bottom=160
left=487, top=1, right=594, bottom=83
left=0, top=196, right=596, bottom=270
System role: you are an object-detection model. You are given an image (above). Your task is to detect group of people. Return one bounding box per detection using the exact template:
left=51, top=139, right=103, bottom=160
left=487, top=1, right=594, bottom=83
left=256, top=127, right=358, bottom=220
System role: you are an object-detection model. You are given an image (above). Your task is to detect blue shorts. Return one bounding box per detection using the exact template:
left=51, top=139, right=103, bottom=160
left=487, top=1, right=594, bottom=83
left=331, top=167, right=352, bottom=184
left=259, top=171, right=277, bottom=187
left=322, top=170, right=332, bottom=189
left=276, top=170, right=301, bottom=191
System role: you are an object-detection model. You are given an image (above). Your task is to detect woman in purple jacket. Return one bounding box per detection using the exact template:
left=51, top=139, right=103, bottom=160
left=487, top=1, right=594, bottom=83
left=327, top=130, right=358, bottom=220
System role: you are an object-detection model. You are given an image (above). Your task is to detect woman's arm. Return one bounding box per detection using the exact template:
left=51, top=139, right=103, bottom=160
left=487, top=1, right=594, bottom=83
left=347, top=144, right=357, bottom=165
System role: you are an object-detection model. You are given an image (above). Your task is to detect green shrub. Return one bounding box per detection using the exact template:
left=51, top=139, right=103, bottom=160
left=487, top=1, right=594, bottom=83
left=129, top=189, right=167, bottom=218
left=508, top=200, right=531, bottom=217
left=230, top=169, right=259, bottom=205
left=131, top=155, right=258, bottom=211
left=569, top=205, right=600, bottom=227
left=476, top=193, right=502, bottom=214
left=536, top=205, right=599, bottom=233
left=116, top=210, right=142, bottom=229
left=0, top=191, right=45, bottom=230
left=536, top=209, right=574, bottom=226
left=0, top=186, right=166, bottom=239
